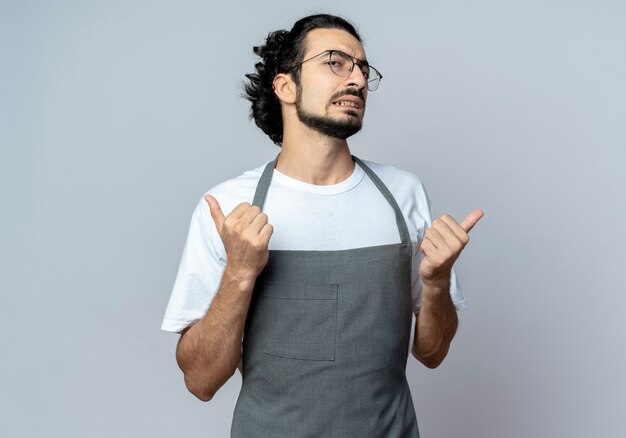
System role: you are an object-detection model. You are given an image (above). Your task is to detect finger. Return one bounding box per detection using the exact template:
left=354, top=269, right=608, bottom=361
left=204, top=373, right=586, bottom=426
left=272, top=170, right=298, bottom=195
left=438, top=214, right=469, bottom=245
left=259, top=223, right=274, bottom=243
left=419, top=237, right=436, bottom=258
left=431, top=219, right=464, bottom=252
left=239, top=205, right=263, bottom=226
left=459, top=209, right=484, bottom=233
left=228, top=202, right=253, bottom=220
left=423, top=227, right=447, bottom=251
left=247, top=212, right=269, bottom=234
left=204, top=195, right=226, bottom=231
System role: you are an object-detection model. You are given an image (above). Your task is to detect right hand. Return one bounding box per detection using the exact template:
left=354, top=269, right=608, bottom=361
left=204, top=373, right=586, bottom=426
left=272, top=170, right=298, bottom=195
left=205, top=195, right=273, bottom=283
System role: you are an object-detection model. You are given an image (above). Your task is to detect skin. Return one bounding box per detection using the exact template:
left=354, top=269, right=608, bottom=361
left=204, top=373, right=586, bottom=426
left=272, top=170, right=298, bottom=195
left=175, top=28, right=484, bottom=401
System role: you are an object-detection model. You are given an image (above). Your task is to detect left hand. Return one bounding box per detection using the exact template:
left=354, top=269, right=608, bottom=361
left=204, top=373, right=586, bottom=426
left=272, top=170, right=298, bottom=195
left=418, top=210, right=484, bottom=288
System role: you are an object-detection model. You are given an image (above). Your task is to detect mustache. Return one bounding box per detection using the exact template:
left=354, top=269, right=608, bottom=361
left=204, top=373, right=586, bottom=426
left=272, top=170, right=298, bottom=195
left=330, top=88, right=365, bottom=102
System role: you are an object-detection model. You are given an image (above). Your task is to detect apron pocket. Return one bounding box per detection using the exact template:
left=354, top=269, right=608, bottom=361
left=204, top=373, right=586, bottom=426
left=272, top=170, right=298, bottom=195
left=256, top=281, right=338, bottom=361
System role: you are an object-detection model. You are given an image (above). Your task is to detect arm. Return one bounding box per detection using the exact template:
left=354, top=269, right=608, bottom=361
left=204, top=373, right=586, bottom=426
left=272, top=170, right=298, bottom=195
left=411, top=210, right=483, bottom=368
left=412, top=281, right=458, bottom=368
left=176, top=196, right=273, bottom=401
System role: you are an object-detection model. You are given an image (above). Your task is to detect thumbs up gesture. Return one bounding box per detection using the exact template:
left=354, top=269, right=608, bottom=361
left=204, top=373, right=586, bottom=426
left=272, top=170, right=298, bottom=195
left=418, top=210, right=484, bottom=288
left=204, top=195, right=274, bottom=284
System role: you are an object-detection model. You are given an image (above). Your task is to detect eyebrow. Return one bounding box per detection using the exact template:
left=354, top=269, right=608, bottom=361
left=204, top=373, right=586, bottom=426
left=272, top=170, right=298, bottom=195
left=328, top=49, right=370, bottom=66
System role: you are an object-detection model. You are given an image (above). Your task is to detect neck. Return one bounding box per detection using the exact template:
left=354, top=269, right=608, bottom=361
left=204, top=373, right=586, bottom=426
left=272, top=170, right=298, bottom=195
left=278, top=125, right=355, bottom=185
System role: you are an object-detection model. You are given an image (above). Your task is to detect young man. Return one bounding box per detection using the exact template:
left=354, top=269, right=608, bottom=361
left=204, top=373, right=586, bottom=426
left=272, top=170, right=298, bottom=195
left=162, top=14, right=483, bottom=437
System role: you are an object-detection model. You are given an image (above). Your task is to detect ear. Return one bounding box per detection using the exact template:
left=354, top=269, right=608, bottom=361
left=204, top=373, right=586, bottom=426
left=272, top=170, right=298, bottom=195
left=273, top=73, right=297, bottom=105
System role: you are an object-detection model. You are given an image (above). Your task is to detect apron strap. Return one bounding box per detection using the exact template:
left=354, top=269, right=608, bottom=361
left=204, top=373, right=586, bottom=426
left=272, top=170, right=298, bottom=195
left=251, top=154, right=411, bottom=245
left=352, top=156, right=411, bottom=245
left=252, top=155, right=279, bottom=209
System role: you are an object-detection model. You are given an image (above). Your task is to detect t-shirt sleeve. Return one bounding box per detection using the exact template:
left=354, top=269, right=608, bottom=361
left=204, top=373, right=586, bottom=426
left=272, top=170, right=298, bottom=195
left=161, top=197, right=226, bottom=333
left=410, top=182, right=469, bottom=313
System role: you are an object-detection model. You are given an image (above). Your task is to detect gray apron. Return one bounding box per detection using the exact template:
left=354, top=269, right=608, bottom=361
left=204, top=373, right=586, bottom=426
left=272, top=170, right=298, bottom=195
left=231, top=156, right=420, bottom=437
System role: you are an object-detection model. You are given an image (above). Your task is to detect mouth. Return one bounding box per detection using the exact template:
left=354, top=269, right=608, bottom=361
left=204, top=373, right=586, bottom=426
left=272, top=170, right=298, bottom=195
left=332, top=98, right=364, bottom=110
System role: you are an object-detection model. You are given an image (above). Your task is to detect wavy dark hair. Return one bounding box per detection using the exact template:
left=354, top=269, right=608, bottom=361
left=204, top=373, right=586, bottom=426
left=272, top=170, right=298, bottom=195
left=243, top=14, right=361, bottom=146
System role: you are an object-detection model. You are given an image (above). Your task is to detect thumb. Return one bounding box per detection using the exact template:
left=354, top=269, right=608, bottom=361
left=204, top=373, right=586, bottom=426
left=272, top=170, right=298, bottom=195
left=204, top=195, right=225, bottom=231
left=459, top=209, right=484, bottom=233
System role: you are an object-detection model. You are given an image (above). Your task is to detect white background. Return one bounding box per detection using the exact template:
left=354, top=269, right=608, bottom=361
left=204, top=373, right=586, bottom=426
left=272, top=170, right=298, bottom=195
left=2, top=0, right=625, bottom=437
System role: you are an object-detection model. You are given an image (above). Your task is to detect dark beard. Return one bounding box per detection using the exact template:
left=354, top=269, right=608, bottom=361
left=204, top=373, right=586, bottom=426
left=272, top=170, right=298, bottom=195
left=295, top=88, right=363, bottom=140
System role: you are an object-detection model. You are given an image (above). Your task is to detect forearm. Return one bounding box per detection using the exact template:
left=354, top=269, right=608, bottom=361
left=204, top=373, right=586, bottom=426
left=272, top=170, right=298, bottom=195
left=176, top=267, right=255, bottom=401
left=412, top=280, right=458, bottom=369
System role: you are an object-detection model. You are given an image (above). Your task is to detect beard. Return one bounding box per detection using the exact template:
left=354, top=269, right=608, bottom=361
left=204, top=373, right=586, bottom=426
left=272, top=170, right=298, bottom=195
left=295, top=87, right=364, bottom=140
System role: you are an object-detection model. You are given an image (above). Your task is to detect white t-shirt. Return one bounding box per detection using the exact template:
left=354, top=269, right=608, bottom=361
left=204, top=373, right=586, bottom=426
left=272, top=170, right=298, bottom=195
left=161, top=159, right=467, bottom=333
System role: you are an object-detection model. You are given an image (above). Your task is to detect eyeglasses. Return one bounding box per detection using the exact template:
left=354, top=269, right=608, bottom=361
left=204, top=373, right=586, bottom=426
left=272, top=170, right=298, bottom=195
left=287, top=50, right=383, bottom=91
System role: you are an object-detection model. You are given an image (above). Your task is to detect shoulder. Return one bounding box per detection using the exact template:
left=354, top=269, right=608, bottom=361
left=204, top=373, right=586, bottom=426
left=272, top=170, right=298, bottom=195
left=358, top=159, right=429, bottom=203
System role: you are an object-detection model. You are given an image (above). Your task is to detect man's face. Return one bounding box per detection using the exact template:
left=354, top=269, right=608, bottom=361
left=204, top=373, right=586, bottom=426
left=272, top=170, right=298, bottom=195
left=294, top=28, right=369, bottom=140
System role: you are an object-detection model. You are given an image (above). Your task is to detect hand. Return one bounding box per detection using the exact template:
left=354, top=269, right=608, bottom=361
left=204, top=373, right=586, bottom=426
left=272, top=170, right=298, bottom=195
left=418, top=210, right=484, bottom=288
left=205, top=195, right=273, bottom=284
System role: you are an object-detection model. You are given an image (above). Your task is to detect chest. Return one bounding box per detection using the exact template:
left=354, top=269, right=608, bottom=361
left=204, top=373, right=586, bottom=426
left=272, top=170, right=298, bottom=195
left=263, top=178, right=403, bottom=250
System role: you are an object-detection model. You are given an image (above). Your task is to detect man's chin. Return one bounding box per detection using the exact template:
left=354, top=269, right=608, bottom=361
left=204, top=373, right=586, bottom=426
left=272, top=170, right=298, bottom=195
left=322, top=119, right=362, bottom=139
left=297, top=108, right=363, bottom=139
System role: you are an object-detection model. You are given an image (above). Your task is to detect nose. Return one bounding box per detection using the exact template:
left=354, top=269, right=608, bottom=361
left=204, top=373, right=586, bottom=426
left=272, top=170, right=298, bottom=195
left=345, top=65, right=368, bottom=91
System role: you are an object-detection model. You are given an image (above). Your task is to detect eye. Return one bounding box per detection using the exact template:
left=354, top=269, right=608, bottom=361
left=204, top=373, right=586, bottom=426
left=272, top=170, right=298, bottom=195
left=328, top=59, right=345, bottom=68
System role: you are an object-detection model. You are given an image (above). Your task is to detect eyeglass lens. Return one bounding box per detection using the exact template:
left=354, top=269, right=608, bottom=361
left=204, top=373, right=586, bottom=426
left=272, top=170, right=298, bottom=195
left=328, top=51, right=381, bottom=91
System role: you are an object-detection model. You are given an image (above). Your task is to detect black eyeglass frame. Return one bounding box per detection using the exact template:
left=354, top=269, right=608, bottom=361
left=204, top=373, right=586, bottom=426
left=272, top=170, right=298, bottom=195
left=286, top=49, right=383, bottom=91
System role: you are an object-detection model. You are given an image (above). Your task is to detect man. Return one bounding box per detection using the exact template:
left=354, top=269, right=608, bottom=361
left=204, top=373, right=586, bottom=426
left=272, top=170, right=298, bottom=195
left=162, top=14, right=483, bottom=437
